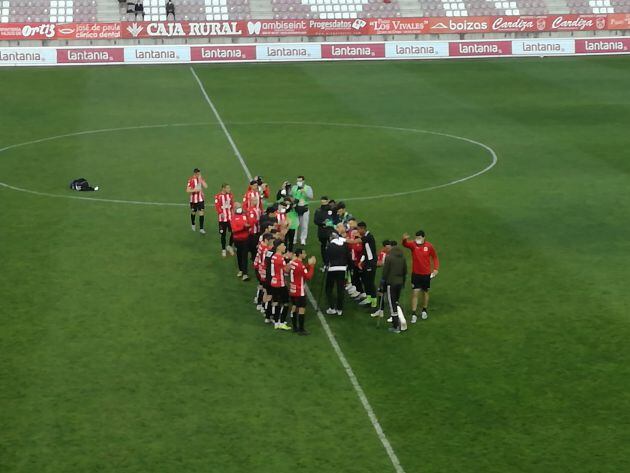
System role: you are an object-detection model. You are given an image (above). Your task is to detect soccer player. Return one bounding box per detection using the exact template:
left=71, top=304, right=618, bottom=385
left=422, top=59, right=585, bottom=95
left=214, top=183, right=235, bottom=257
left=289, top=249, right=316, bottom=335
left=268, top=240, right=292, bottom=330
left=254, top=232, right=274, bottom=313
left=246, top=197, right=261, bottom=262
left=325, top=232, right=350, bottom=316
left=355, top=222, right=377, bottom=308
left=231, top=203, right=250, bottom=281
left=402, top=230, right=440, bottom=323
left=186, top=168, right=208, bottom=234
left=381, top=245, right=407, bottom=333
left=243, top=179, right=262, bottom=212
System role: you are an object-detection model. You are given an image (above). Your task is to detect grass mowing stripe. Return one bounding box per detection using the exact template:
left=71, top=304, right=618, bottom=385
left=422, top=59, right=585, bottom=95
left=190, top=65, right=407, bottom=473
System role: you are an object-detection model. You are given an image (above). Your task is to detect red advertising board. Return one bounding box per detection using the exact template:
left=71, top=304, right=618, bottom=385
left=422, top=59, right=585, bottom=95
left=190, top=45, right=256, bottom=61
left=0, top=14, right=628, bottom=41
left=575, top=37, right=630, bottom=54
left=57, top=47, right=124, bottom=63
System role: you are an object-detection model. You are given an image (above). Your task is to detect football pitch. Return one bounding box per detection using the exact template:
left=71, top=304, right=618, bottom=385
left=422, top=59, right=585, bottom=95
left=1, top=57, right=630, bottom=473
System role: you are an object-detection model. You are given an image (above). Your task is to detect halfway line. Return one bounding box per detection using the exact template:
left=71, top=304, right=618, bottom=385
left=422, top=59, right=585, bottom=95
left=189, top=66, right=407, bottom=473
left=189, top=67, right=253, bottom=181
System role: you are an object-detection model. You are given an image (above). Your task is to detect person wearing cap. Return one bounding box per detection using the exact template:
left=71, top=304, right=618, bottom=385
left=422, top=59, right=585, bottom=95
left=186, top=168, right=207, bottom=234
left=402, top=230, right=440, bottom=323
left=313, top=196, right=334, bottom=270
left=291, top=175, right=313, bottom=245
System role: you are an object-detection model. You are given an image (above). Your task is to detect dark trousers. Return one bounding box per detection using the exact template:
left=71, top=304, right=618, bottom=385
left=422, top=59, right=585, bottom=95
left=387, top=284, right=402, bottom=328
left=247, top=233, right=258, bottom=262
left=360, top=265, right=377, bottom=298
left=219, top=221, right=233, bottom=250
left=286, top=229, right=296, bottom=252
left=326, top=270, right=345, bottom=310
left=351, top=266, right=364, bottom=292
left=319, top=237, right=328, bottom=266
left=234, top=240, right=248, bottom=274
left=386, top=284, right=402, bottom=316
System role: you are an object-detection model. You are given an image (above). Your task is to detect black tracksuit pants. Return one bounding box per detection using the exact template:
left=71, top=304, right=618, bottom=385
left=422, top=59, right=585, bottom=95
left=326, top=270, right=345, bottom=311
left=360, top=264, right=377, bottom=298
left=234, top=240, right=248, bottom=274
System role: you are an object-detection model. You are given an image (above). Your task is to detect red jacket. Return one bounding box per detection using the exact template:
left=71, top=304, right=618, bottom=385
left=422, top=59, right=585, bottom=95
left=402, top=239, right=439, bottom=275
left=231, top=213, right=249, bottom=242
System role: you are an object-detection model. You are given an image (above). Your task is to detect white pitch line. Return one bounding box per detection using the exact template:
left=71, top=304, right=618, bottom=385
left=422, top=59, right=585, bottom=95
left=189, top=67, right=252, bottom=182
left=305, top=287, right=406, bottom=473
left=0, top=122, right=497, bottom=206
left=190, top=67, right=407, bottom=473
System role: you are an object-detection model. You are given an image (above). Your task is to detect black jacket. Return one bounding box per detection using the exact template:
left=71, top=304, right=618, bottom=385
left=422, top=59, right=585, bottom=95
left=382, top=246, right=407, bottom=287
left=314, top=205, right=333, bottom=240
left=360, top=231, right=377, bottom=268
left=325, top=237, right=350, bottom=271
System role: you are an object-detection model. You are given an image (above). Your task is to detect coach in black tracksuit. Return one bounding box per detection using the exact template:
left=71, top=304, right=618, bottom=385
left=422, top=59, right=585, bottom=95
left=357, top=221, right=377, bottom=308
left=382, top=245, right=407, bottom=329
left=325, top=233, right=351, bottom=315
left=313, top=196, right=333, bottom=267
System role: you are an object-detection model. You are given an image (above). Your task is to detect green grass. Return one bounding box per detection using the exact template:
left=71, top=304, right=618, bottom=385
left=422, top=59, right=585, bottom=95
left=1, top=58, right=630, bottom=473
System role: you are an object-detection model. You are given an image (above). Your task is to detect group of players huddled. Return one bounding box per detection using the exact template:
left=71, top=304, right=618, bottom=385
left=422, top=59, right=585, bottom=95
left=187, top=168, right=440, bottom=335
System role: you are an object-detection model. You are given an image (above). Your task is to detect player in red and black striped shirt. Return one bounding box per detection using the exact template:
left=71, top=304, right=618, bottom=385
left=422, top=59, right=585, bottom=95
left=186, top=168, right=208, bottom=234
left=214, top=183, right=235, bottom=257
left=267, top=240, right=292, bottom=331
left=289, top=249, right=316, bottom=335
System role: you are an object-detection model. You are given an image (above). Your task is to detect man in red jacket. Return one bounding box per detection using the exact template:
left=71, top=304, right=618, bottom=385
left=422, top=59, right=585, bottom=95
left=231, top=202, right=250, bottom=281
left=402, top=230, right=439, bottom=323
left=289, top=249, right=316, bottom=335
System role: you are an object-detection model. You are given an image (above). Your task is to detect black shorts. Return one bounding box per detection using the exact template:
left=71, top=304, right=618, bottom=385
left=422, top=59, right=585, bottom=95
left=411, top=273, right=431, bottom=291
left=218, top=221, right=230, bottom=234
left=291, top=296, right=307, bottom=308
left=190, top=201, right=205, bottom=212
left=270, top=286, right=289, bottom=303
left=262, top=280, right=271, bottom=292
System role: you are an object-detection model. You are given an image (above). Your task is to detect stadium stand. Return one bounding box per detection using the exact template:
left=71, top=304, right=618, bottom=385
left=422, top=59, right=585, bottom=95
left=2, top=0, right=97, bottom=22
left=2, top=0, right=630, bottom=23
left=119, top=0, right=250, bottom=21
left=418, top=0, right=549, bottom=16
left=271, top=0, right=400, bottom=19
